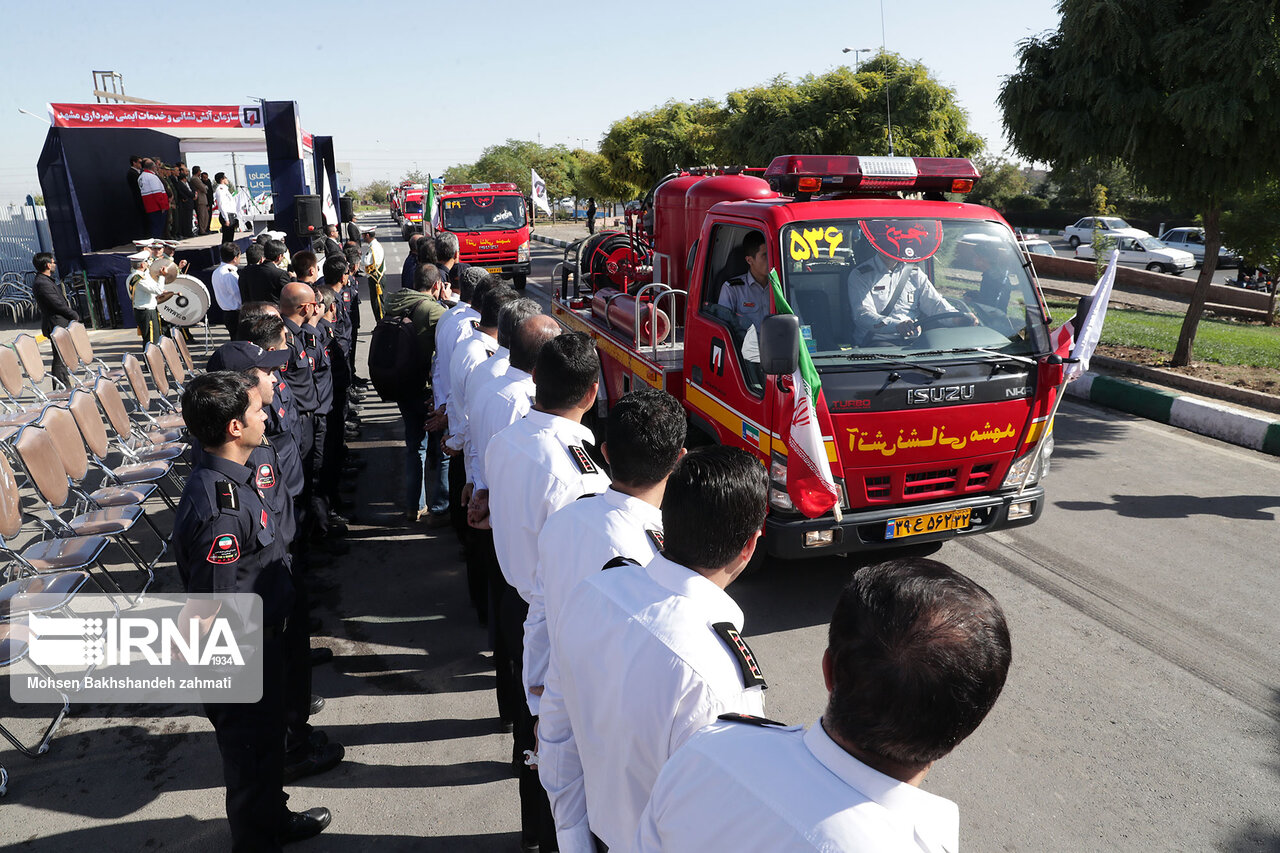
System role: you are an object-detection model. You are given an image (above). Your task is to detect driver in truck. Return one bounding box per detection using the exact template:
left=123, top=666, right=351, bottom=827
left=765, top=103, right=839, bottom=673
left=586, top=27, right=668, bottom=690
left=718, top=230, right=772, bottom=333
left=847, top=219, right=976, bottom=345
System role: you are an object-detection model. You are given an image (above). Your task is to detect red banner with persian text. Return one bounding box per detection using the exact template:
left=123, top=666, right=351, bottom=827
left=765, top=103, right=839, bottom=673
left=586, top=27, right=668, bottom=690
left=48, top=103, right=263, bottom=130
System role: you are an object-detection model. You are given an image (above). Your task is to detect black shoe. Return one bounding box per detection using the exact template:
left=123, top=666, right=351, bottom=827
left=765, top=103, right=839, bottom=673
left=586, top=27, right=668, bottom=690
left=309, top=646, right=334, bottom=667
left=309, top=728, right=329, bottom=748
left=282, top=741, right=344, bottom=784
left=352, top=377, right=369, bottom=387
left=309, top=694, right=325, bottom=716
left=344, top=427, right=362, bottom=440
left=327, top=512, right=350, bottom=533
left=280, top=807, right=332, bottom=843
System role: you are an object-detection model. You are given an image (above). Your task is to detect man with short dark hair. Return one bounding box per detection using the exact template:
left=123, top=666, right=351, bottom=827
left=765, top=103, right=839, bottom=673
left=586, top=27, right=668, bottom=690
left=537, top=389, right=688, bottom=850
left=173, top=164, right=195, bottom=239
left=212, top=243, right=242, bottom=336
left=238, top=243, right=266, bottom=306
left=256, top=241, right=293, bottom=303
left=31, top=252, right=78, bottom=388
left=541, top=445, right=769, bottom=850
left=320, top=224, right=343, bottom=259
left=190, top=165, right=210, bottom=235
left=214, top=172, right=238, bottom=243
left=173, top=371, right=332, bottom=849
left=385, top=263, right=449, bottom=522
left=485, top=331, right=613, bottom=852
left=718, top=229, right=771, bottom=332
left=636, top=557, right=1012, bottom=853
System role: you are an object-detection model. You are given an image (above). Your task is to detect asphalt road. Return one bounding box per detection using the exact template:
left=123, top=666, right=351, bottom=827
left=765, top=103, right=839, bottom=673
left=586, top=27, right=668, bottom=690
left=1, top=216, right=1275, bottom=851
left=1041, top=234, right=1238, bottom=285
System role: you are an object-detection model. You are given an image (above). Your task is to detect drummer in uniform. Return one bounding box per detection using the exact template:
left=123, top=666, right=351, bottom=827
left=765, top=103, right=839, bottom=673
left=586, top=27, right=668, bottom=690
left=361, top=225, right=386, bottom=322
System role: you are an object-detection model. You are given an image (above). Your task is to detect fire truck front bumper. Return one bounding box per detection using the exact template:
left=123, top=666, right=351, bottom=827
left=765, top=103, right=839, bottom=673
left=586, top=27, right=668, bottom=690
left=764, top=486, right=1045, bottom=560
left=474, top=260, right=531, bottom=279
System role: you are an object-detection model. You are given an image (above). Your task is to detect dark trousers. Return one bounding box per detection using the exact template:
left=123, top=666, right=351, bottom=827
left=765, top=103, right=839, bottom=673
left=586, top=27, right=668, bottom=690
left=175, top=201, right=194, bottom=238
left=49, top=346, right=71, bottom=390
left=486, top=551, right=518, bottom=722
left=221, top=217, right=237, bottom=244
left=205, top=632, right=289, bottom=852
left=283, top=565, right=313, bottom=753
left=448, top=453, right=468, bottom=545
left=499, top=586, right=556, bottom=849
left=223, top=309, right=240, bottom=339
left=308, top=410, right=330, bottom=535
left=147, top=209, right=166, bottom=238
left=136, top=307, right=161, bottom=345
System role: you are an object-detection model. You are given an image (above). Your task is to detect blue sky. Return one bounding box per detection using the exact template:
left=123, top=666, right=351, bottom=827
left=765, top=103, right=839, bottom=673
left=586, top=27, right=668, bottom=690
left=0, top=0, right=1062, bottom=204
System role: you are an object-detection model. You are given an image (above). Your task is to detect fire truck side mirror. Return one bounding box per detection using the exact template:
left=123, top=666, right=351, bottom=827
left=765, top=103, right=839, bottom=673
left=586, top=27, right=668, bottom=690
left=759, top=314, right=801, bottom=376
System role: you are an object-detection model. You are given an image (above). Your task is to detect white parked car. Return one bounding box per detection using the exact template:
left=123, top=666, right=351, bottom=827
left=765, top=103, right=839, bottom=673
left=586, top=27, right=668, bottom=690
left=1018, top=236, right=1057, bottom=257
left=1157, top=227, right=1241, bottom=268
left=1074, top=234, right=1195, bottom=275
left=1063, top=216, right=1149, bottom=248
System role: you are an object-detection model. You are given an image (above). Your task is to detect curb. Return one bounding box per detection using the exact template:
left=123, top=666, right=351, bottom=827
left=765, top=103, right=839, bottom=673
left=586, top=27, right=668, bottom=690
left=1067, top=372, right=1280, bottom=456
left=531, top=233, right=575, bottom=250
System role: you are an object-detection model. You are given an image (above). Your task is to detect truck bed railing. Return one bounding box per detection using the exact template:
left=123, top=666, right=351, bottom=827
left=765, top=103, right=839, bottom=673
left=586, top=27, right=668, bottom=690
left=630, top=282, right=687, bottom=361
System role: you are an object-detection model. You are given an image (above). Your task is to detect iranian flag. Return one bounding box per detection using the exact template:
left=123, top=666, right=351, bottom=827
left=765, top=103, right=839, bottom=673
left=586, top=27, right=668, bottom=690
left=426, top=179, right=440, bottom=230
left=769, top=271, right=841, bottom=519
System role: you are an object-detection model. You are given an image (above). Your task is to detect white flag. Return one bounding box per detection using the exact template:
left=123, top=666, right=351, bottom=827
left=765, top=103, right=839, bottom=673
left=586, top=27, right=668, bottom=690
left=1064, top=249, right=1118, bottom=382
left=530, top=168, right=552, bottom=216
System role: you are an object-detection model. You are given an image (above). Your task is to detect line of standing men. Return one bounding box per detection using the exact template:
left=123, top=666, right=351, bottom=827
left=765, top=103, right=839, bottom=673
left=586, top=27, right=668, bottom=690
left=172, top=244, right=370, bottom=850
left=410, top=237, right=1015, bottom=850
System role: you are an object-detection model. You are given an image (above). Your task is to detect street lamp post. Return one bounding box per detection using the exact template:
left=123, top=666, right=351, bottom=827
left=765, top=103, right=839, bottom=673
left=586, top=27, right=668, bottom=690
left=842, top=46, right=874, bottom=67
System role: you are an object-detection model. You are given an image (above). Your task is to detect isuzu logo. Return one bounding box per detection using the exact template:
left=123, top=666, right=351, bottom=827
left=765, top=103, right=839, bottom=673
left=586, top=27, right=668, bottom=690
left=906, top=384, right=975, bottom=406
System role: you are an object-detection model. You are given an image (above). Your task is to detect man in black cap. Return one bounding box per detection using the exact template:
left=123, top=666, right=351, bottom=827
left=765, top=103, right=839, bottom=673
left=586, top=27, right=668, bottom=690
left=174, top=371, right=332, bottom=850
left=205, top=341, right=345, bottom=783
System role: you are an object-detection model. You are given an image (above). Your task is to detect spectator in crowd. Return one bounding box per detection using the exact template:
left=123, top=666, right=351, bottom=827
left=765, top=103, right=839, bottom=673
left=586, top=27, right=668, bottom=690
left=385, top=263, right=449, bottom=521
left=173, top=164, right=196, bottom=239
left=586, top=197, right=597, bottom=234
left=321, top=224, right=343, bottom=259
left=212, top=243, right=243, bottom=337
left=253, top=240, right=293, bottom=303
left=401, top=233, right=423, bottom=291
left=200, top=169, right=215, bottom=215
left=237, top=242, right=265, bottom=306
left=138, top=158, right=170, bottom=238
left=214, top=173, right=238, bottom=243
left=635, top=557, right=1012, bottom=853
left=190, top=165, right=210, bottom=235
left=126, top=155, right=146, bottom=234
left=436, top=232, right=469, bottom=291
left=31, top=252, right=78, bottom=388
left=361, top=226, right=385, bottom=321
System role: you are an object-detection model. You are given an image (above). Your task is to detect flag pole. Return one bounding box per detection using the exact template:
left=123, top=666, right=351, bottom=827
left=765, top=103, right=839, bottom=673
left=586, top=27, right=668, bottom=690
left=1015, top=372, right=1068, bottom=498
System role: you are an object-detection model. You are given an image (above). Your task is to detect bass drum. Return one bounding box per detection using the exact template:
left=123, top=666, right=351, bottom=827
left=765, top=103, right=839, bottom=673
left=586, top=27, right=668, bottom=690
left=156, top=274, right=211, bottom=327
left=580, top=231, right=650, bottom=294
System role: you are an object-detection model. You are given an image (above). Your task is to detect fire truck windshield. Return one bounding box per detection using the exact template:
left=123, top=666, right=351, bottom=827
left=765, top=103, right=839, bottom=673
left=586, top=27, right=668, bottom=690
left=404, top=200, right=422, bottom=214
left=778, top=218, right=1050, bottom=359
left=441, top=195, right=527, bottom=232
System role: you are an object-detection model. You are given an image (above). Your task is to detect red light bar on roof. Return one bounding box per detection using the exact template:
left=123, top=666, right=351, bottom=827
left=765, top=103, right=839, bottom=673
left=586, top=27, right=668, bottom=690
left=442, top=183, right=521, bottom=194
left=762, top=155, right=981, bottom=195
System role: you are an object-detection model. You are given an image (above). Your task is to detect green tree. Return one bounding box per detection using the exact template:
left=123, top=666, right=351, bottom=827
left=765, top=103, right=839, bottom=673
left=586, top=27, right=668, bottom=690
left=361, top=180, right=392, bottom=204
left=598, top=99, right=727, bottom=199
left=1089, top=184, right=1116, bottom=279
left=1221, top=185, right=1280, bottom=324
left=719, top=55, right=982, bottom=165
left=400, top=169, right=428, bottom=184
left=1000, top=1, right=1280, bottom=366
left=966, top=155, right=1032, bottom=210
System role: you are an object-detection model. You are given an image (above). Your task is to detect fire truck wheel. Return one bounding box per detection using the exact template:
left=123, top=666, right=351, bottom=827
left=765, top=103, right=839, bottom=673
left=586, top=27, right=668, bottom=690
left=513, top=274, right=528, bottom=290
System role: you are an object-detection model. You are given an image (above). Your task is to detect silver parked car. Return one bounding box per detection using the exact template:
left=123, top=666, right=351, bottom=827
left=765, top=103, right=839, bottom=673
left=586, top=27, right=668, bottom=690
left=1157, top=227, right=1241, bottom=268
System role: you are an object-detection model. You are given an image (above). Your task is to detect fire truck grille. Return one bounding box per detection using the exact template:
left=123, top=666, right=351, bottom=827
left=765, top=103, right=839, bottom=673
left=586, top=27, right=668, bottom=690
left=864, top=476, right=892, bottom=500
left=470, top=247, right=517, bottom=263
left=902, top=469, right=959, bottom=496
left=967, top=463, right=996, bottom=488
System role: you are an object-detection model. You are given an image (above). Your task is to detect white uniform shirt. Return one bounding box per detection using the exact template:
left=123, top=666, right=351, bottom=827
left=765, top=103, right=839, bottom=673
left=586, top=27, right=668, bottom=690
left=469, top=346, right=510, bottom=401
left=717, top=273, right=770, bottom=331
left=461, top=345, right=510, bottom=484
left=131, top=268, right=166, bottom=310
left=446, top=331, right=498, bottom=459
left=362, top=237, right=385, bottom=272
left=211, top=262, right=241, bottom=311
left=485, top=409, right=610, bottom=713
left=537, top=555, right=766, bottom=851
left=635, top=718, right=960, bottom=853
left=433, top=303, right=479, bottom=410
left=214, top=184, right=236, bottom=225
left=848, top=254, right=957, bottom=345
left=468, top=365, right=533, bottom=492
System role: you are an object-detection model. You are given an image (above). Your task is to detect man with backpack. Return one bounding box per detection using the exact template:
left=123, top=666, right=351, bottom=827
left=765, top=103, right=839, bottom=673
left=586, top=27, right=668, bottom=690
left=376, top=263, right=448, bottom=521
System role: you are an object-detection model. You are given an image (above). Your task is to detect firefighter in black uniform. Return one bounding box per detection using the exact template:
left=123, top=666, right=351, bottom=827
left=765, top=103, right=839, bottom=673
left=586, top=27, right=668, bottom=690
left=174, top=371, right=331, bottom=850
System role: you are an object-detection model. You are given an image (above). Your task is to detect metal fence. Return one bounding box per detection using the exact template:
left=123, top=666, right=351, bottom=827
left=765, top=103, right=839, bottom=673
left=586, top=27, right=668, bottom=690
left=0, top=203, right=52, bottom=277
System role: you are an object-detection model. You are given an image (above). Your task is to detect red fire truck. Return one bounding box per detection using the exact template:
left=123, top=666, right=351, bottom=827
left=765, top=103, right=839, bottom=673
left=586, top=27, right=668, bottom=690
left=399, top=185, right=430, bottom=241
left=432, top=183, right=532, bottom=289
left=551, top=155, right=1075, bottom=559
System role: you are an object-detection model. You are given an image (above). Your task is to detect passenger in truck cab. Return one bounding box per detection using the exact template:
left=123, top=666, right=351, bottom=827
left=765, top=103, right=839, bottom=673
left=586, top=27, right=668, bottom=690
left=718, top=230, right=772, bottom=334
left=847, top=219, right=976, bottom=345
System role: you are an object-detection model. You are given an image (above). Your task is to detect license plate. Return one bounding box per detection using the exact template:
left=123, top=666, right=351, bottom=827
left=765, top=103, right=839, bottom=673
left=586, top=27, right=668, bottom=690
left=485, top=266, right=504, bottom=274
left=885, top=508, right=971, bottom=540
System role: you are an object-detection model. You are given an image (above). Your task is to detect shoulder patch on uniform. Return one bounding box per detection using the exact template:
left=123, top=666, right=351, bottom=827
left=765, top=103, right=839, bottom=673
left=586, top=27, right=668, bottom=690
left=215, top=481, right=238, bottom=511
left=602, top=556, right=638, bottom=571
left=712, top=622, right=768, bottom=689
left=717, top=712, right=790, bottom=728
left=645, top=529, right=664, bottom=551
left=255, top=463, right=275, bottom=489
left=566, top=444, right=598, bottom=475
left=207, top=533, right=240, bottom=564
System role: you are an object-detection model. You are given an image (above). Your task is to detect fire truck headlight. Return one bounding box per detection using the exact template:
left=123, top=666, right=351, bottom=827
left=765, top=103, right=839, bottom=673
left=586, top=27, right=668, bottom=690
left=1002, top=442, right=1049, bottom=489
left=517, top=241, right=530, bottom=262
left=768, top=455, right=793, bottom=511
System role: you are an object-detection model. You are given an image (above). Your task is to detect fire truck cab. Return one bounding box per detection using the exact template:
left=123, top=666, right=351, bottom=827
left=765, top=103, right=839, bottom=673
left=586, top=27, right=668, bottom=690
left=552, top=155, right=1067, bottom=560
left=432, top=183, right=532, bottom=289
